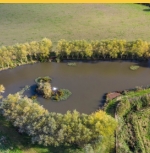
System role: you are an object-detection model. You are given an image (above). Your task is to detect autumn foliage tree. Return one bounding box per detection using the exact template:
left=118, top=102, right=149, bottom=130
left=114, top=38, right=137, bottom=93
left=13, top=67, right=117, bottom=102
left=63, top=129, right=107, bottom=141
left=0, top=38, right=52, bottom=70
left=0, top=39, right=150, bottom=71
left=0, top=92, right=117, bottom=152
left=56, top=39, right=150, bottom=60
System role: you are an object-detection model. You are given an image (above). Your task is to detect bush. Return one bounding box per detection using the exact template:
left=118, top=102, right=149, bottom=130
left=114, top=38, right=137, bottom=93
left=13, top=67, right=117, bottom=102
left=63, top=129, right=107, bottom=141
left=51, top=89, right=72, bottom=101
left=35, top=76, right=52, bottom=84
left=36, top=82, right=52, bottom=99
left=116, top=100, right=131, bottom=117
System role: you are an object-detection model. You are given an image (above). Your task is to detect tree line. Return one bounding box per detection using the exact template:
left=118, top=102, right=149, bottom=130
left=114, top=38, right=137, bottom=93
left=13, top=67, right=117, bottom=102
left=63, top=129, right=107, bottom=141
left=56, top=39, right=150, bottom=59
left=0, top=38, right=52, bottom=69
left=0, top=38, right=150, bottom=70
left=0, top=88, right=117, bottom=152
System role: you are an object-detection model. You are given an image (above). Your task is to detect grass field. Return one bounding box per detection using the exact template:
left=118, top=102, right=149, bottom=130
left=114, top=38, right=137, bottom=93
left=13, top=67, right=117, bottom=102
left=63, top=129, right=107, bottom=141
left=0, top=4, right=150, bottom=47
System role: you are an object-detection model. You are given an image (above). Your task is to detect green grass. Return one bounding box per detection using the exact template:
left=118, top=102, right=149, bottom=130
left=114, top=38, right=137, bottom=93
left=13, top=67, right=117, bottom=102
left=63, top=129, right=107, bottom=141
left=104, top=88, right=150, bottom=153
left=115, top=107, right=150, bottom=153
left=104, top=87, right=150, bottom=116
left=0, top=4, right=150, bottom=48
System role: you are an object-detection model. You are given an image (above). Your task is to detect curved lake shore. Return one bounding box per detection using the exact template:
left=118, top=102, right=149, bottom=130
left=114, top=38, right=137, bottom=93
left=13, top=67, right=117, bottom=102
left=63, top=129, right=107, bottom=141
left=1, top=61, right=150, bottom=114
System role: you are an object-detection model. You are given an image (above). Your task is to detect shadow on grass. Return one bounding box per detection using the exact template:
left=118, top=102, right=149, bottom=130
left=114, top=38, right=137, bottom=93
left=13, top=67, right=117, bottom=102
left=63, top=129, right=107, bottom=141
left=143, top=8, right=150, bottom=11
left=0, top=115, right=82, bottom=153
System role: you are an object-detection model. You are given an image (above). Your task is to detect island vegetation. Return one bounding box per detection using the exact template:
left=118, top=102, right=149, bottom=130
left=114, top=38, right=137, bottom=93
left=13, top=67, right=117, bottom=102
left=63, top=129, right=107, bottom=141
left=67, top=62, right=76, bottom=66
left=35, top=76, right=71, bottom=101
left=130, top=65, right=140, bottom=70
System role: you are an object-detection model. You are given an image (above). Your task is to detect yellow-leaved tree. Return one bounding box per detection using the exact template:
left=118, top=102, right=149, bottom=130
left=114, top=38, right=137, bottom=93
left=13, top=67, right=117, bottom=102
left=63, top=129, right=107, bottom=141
left=0, top=84, right=5, bottom=99
left=0, top=88, right=117, bottom=153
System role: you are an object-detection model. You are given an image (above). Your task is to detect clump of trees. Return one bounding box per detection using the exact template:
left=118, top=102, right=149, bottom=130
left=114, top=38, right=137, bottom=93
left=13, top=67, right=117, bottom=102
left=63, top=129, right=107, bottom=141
left=0, top=90, right=117, bottom=152
left=56, top=39, right=150, bottom=60
left=0, top=38, right=52, bottom=70
left=36, top=82, right=52, bottom=99
left=35, top=77, right=72, bottom=101
left=35, top=76, right=52, bottom=99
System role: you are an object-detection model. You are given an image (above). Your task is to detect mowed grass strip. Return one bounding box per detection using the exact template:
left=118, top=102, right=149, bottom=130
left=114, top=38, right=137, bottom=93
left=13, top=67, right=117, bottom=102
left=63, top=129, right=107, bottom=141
left=0, top=4, right=150, bottom=47
left=133, top=109, right=150, bottom=152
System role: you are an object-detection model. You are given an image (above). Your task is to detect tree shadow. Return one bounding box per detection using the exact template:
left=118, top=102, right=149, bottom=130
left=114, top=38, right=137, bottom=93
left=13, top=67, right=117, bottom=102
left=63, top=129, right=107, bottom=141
left=136, top=59, right=150, bottom=68
left=143, top=8, right=150, bottom=11
left=98, top=93, right=107, bottom=109
left=0, top=115, right=82, bottom=153
left=23, top=84, right=39, bottom=97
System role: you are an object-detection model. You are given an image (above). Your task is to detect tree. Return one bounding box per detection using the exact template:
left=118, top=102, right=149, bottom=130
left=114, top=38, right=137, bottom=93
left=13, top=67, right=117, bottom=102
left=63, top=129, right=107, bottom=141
left=39, top=38, right=52, bottom=61
left=0, top=84, right=5, bottom=99
left=56, top=39, right=68, bottom=58
left=37, top=82, right=52, bottom=99
left=84, top=44, right=93, bottom=58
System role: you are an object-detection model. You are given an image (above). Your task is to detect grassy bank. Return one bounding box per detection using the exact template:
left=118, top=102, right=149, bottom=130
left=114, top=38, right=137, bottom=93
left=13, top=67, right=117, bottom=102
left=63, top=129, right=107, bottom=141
left=0, top=4, right=150, bottom=47
left=104, top=87, right=150, bottom=152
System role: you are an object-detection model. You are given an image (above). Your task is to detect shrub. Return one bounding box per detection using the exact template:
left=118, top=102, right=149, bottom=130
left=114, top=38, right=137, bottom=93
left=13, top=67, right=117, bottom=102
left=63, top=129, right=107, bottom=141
left=51, top=89, right=72, bottom=101
left=35, top=76, right=52, bottom=84
left=116, top=100, right=131, bottom=117
left=36, top=82, right=52, bottom=99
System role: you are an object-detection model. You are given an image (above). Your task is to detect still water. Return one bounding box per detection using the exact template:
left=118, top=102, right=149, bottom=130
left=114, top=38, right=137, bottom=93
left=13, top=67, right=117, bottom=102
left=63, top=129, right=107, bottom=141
left=0, top=61, right=150, bottom=114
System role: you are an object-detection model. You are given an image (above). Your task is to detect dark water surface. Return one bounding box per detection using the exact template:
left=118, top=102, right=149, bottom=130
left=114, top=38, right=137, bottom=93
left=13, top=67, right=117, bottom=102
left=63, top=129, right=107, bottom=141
left=0, top=61, right=150, bottom=114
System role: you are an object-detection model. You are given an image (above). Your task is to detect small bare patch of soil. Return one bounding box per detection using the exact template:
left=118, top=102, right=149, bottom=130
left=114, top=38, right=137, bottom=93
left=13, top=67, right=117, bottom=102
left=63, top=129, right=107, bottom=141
left=107, top=92, right=121, bottom=100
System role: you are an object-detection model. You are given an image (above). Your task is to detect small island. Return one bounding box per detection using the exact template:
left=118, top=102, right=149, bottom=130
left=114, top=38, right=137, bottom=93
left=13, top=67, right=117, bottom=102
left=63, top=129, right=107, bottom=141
left=130, top=65, right=139, bottom=70
left=35, top=76, right=72, bottom=101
